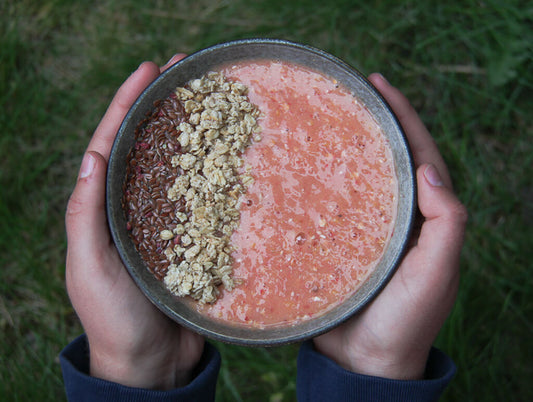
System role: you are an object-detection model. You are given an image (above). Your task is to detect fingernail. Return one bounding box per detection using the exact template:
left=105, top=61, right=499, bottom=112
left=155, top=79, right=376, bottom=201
left=135, top=61, right=147, bottom=71
left=79, top=152, right=96, bottom=179
left=424, top=164, right=444, bottom=187
left=165, top=54, right=178, bottom=65
left=375, top=72, right=390, bottom=85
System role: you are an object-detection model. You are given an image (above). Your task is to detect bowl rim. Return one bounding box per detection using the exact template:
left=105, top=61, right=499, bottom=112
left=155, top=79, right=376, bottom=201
left=106, top=38, right=417, bottom=346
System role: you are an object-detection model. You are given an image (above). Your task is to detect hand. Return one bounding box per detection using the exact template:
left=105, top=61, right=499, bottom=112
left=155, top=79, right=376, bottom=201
left=65, top=54, right=205, bottom=390
left=313, top=73, right=468, bottom=380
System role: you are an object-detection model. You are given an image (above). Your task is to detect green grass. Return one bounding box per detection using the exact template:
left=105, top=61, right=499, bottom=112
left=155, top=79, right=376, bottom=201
left=1, top=0, right=532, bottom=400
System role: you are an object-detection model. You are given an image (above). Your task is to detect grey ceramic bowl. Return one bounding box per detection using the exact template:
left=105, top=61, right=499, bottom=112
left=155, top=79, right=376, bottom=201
left=106, top=39, right=416, bottom=346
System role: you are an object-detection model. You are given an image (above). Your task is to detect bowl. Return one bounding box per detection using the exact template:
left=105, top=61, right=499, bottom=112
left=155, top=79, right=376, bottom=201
left=106, top=38, right=416, bottom=346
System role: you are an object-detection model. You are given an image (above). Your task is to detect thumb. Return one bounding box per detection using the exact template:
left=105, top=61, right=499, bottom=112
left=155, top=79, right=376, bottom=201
left=66, top=151, right=110, bottom=253
left=417, top=163, right=468, bottom=245
left=406, top=163, right=468, bottom=287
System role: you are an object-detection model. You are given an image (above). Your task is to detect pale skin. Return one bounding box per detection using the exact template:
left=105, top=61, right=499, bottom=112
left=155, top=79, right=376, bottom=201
left=65, top=55, right=467, bottom=389
left=314, top=73, right=468, bottom=380
left=65, top=55, right=204, bottom=390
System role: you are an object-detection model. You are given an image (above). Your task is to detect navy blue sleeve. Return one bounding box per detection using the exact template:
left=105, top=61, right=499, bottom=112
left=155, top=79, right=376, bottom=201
left=296, top=341, right=456, bottom=402
left=60, top=335, right=220, bottom=401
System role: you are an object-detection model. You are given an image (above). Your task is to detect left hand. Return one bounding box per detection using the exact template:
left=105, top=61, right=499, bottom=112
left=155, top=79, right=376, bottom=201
left=65, top=54, right=205, bottom=390
left=313, top=73, right=468, bottom=380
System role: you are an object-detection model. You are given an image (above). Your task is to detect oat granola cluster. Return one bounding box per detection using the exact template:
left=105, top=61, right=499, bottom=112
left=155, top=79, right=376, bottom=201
left=162, top=72, right=261, bottom=303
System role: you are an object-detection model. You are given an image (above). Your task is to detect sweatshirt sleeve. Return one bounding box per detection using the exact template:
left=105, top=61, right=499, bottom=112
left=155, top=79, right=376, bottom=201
left=60, top=335, right=220, bottom=402
left=296, top=341, right=456, bottom=402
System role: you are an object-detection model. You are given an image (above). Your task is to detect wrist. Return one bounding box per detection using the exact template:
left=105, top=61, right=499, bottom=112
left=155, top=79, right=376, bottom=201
left=343, top=350, right=428, bottom=380
left=89, top=341, right=199, bottom=390
left=313, top=339, right=429, bottom=380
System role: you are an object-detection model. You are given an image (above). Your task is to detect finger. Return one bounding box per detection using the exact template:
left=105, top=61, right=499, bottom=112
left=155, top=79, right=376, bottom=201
left=160, top=53, right=187, bottom=73
left=368, top=73, right=452, bottom=188
left=409, top=164, right=468, bottom=276
left=66, top=151, right=110, bottom=255
left=88, top=61, right=161, bottom=161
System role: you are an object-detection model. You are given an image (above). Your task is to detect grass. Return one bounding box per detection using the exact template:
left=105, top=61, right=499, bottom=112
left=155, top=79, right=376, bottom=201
left=1, top=0, right=532, bottom=400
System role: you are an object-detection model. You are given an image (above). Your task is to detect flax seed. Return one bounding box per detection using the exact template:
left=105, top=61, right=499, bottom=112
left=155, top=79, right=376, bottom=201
left=123, top=71, right=261, bottom=304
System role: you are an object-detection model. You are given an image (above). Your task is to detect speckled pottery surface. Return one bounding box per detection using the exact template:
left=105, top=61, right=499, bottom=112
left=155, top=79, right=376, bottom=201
left=106, top=39, right=416, bottom=346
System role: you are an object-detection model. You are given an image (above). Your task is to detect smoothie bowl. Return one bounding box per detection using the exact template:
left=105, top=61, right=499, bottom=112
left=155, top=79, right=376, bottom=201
left=106, top=39, right=416, bottom=346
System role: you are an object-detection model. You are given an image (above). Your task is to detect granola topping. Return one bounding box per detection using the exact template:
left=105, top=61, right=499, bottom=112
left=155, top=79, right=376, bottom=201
left=162, top=72, right=261, bottom=303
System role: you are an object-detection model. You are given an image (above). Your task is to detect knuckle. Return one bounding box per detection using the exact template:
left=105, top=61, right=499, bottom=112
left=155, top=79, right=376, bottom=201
left=65, top=193, right=84, bottom=221
left=449, top=200, right=469, bottom=227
